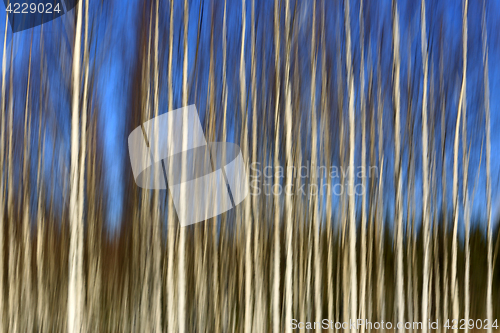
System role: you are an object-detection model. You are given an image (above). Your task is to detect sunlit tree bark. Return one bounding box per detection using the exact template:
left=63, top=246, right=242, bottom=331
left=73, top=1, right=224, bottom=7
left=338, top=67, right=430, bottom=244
left=344, top=0, right=357, bottom=329
left=461, top=2, right=470, bottom=332
left=359, top=1, right=368, bottom=331
left=391, top=0, right=405, bottom=331
left=68, top=0, right=85, bottom=330
left=420, top=2, right=431, bottom=333
left=166, top=0, right=177, bottom=332
left=272, top=0, right=281, bottom=331
left=178, top=0, right=189, bottom=331
left=309, top=2, right=321, bottom=332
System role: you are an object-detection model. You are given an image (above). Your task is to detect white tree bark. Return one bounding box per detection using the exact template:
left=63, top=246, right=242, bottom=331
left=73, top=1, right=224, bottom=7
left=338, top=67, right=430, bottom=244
left=178, top=0, right=189, bottom=331
left=391, top=1, right=405, bottom=331
left=461, top=2, right=470, bottom=332
left=451, top=2, right=467, bottom=332
left=273, top=0, right=281, bottom=331
left=309, top=2, right=321, bottom=332
left=359, top=1, right=368, bottom=331
left=166, top=0, right=177, bottom=332
left=344, top=0, right=357, bottom=330
left=68, top=0, right=84, bottom=331
left=420, top=2, right=431, bottom=333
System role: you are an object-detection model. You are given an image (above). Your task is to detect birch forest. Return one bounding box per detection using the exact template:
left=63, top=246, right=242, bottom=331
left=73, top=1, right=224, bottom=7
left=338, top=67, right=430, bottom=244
left=0, top=0, right=499, bottom=331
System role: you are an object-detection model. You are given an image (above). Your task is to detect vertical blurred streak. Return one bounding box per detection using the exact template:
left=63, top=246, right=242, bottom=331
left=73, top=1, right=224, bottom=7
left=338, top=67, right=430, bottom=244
left=367, top=54, right=375, bottom=333
left=238, top=0, right=253, bottom=331
left=420, top=1, right=431, bottom=333
left=36, top=25, right=46, bottom=332
left=343, top=0, right=357, bottom=329
left=391, top=0, right=405, bottom=330
left=482, top=2, right=493, bottom=332
left=178, top=0, right=189, bottom=331
left=7, top=31, right=16, bottom=333
left=140, top=6, right=153, bottom=332
left=0, top=10, right=8, bottom=333
left=80, top=0, right=92, bottom=331
left=336, top=12, right=347, bottom=328
left=36, top=133, right=46, bottom=333
left=283, top=0, right=294, bottom=331
left=451, top=0, right=467, bottom=330
left=431, top=64, right=442, bottom=333
left=204, top=2, right=219, bottom=331
left=321, top=0, right=334, bottom=324
left=272, top=0, right=281, bottom=331
left=220, top=1, right=230, bottom=330
left=68, top=0, right=84, bottom=331
left=404, top=34, right=412, bottom=333
left=309, top=1, right=321, bottom=332
left=359, top=1, right=368, bottom=331
left=166, top=0, right=177, bottom=332
left=461, top=0, right=470, bottom=331
left=336, top=18, right=347, bottom=330
left=440, top=32, right=449, bottom=332
left=22, top=35, right=33, bottom=333
left=376, top=37, right=385, bottom=328
left=152, top=0, right=162, bottom=331
left=250, top=0, right=264, bottom=331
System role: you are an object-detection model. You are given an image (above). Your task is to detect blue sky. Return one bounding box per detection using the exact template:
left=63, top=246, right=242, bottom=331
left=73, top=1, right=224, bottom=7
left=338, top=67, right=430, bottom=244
left=0, top=0, right=499, bottom=234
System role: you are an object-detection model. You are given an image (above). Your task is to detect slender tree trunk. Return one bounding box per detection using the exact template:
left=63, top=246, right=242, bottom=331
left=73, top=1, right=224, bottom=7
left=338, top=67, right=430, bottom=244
left=68, top=0, right=84, bottom=330
left=344, top=0, right=357, bottom=329
left=359, top=1, right=368, bottom=331
left=152, top=1, right=162, bottom=330
left=308, top=2, right=321, bottom=332
left=238, top=1, right=254, bottom=332
left=391, top=0, right=405, bottom=331
left=421, top=2, right=431, bottom=333
left=461, top=2, right=470, bottom=332
left=376, top=43, right=386, bottom=326
left=273, top=0, right=281, bottom=331
left=178, top=0, right=189, bottom=331
left=251, top=0, right=261, bottom=330
left=440, top=34, right=449, bottom=332
left=166, top=0, right=177, bottom=332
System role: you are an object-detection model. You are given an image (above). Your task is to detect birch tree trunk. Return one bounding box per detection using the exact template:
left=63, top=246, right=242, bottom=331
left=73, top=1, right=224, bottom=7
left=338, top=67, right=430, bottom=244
left=440, top=34, right=449, bottom=332
left=376, top=43, right=386, bottom=326
left=391, top=0, right=405, bottom=331
left=273, top=0, right=281, bottom=331
left=238, top=1, right=254, bottom=332
left=309, top=2, right=321, bottom=332
left=178, top=0, right=189, bottom=331
left=152, top=1, right=162, bottom=330
left=461, top=2, right=470, bottom=332
left=68, top=0, right=84, bottom=331
left=344, top=0, right=358, bottom=329
left=420, top=2, right=431, bottom=333
left=166, top=0, right=177, bottom=332
left=451, top=2, right=468, bottom=332
left=359, top=1, right=368, bottom=331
